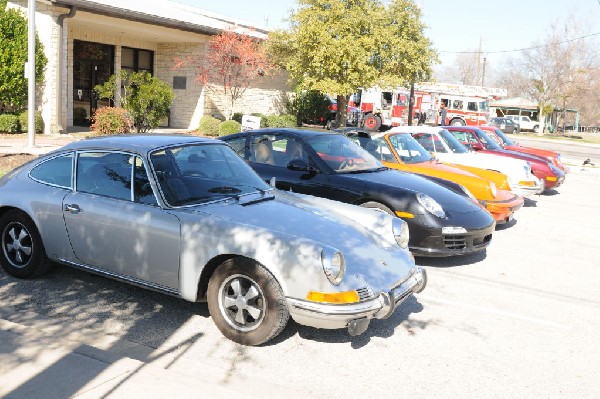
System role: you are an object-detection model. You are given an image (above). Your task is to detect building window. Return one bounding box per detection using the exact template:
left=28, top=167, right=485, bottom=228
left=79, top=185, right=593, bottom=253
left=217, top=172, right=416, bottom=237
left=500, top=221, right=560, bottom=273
left=121, top=47, right=154, bottom=75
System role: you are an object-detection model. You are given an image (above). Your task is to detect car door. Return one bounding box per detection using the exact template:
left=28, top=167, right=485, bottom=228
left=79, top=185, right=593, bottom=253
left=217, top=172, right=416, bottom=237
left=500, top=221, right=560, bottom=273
left=245, top=134, right=335, bottom=198
left=63, top=151, right=181, bottom=291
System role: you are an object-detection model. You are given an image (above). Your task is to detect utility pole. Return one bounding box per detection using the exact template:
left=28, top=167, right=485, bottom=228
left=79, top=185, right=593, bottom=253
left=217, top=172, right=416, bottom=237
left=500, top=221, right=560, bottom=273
left=481, top=57, right=487, bottom=86
left=27, top=0, right=36, bottom=147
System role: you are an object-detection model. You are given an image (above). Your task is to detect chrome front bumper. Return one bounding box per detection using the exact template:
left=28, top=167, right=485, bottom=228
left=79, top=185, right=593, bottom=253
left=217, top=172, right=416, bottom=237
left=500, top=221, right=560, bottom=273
left=286, top=267, right=427, bottom=335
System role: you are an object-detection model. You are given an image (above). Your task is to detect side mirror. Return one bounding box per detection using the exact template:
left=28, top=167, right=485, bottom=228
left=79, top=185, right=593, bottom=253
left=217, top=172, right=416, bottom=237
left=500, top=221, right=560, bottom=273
left=471, top=143, right=484, bottom=151
left=287, top=159, right=317, bottom=173
left=269, top=176, right=276, bottom=188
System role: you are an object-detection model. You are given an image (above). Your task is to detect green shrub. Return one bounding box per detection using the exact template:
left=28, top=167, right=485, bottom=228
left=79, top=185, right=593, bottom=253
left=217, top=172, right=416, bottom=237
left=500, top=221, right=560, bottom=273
left=218, top=120, right=241, bottom=136
left=95, top=70, right=174, bottom=132
left=292, top=90, right=330, bottom=125
left=198, top=115, right=221, bottom=136
left=18, top=110, right=44, bottom=133
left=91, top=107, right=132, bottom=135
left=0, top=114, right=20, bottom=133
left=232, top=113, right=243, bottom=123
left=251, top=113, right=268, bottom=128
left=264, top=114, right=297, bottom=128
left=73, top=107, right=87, bottom=124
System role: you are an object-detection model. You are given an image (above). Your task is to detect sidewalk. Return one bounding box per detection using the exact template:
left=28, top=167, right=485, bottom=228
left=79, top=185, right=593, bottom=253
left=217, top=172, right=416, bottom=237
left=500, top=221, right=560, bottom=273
left=0, top=315, right=308, bottom=399
left=0, top=128, right=195, bottom=155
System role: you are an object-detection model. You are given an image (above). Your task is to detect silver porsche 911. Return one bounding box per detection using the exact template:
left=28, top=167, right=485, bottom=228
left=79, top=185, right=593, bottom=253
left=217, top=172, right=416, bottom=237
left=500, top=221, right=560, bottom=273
left=0, top=135, right=426, bottom=345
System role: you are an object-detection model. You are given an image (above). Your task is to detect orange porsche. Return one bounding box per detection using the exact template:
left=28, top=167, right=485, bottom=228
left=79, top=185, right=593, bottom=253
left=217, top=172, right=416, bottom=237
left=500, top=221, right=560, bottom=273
left=345, top=129, right=524, bottom=224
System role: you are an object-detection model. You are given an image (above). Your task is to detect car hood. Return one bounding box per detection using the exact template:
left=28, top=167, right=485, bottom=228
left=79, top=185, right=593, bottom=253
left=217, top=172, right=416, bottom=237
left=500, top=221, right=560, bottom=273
left=336, top=169, right=484, bottom=214
left=176, top=190, right=416, bottom=291
left=436, top=151, right=529, bottom=179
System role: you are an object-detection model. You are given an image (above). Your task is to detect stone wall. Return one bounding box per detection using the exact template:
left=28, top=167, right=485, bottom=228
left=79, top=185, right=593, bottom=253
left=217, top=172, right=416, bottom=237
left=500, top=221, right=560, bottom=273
left=7, top=1, right=292, bottom=133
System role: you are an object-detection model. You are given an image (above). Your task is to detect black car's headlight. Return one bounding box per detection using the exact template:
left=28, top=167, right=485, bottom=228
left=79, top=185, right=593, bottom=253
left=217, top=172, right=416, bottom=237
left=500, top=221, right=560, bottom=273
left=321, top=247, right=345, bottom=285
left=392, top=218, right=410, bottom=249
left=416, top=193, right=446, bottom=218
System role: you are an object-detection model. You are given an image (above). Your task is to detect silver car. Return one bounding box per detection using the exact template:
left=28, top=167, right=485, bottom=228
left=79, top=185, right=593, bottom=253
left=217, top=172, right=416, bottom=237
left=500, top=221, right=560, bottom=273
left=0, top=135, right=426, bottom=345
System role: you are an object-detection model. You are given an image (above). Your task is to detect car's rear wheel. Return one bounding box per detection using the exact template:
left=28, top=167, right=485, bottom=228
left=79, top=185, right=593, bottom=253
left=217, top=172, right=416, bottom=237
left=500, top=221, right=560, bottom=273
left=0, top=210, right=52, bottom=278
left=363, top=114, right=382, bottom=131
left=207, top=258, right=289, bottom=346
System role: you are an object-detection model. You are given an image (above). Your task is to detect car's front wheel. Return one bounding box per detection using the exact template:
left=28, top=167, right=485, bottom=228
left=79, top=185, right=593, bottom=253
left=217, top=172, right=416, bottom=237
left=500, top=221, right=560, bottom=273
left=0, top=210, right=52, bottom=278
left=207, top=258, right=289, bottom=346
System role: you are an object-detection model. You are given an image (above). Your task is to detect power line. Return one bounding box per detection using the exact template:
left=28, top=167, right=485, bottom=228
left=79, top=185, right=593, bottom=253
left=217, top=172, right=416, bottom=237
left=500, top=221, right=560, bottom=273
left=438, top=31, right=600, bottom=55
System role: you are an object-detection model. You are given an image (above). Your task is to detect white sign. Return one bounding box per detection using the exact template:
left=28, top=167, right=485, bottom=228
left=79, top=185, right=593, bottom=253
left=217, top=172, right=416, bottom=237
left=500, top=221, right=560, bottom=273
left=241, top=114, right=261, bottom=131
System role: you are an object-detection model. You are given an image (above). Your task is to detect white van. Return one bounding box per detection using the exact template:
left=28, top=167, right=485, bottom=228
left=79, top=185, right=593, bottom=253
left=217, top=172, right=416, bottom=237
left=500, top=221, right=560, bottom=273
left=505, top=115, right=539, bottom=132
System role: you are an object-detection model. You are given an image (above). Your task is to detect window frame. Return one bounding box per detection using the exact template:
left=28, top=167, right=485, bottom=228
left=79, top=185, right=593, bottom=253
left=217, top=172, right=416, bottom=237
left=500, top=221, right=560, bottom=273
left=28, top=152, right=75, bottom=190
left=74, top=150, right=158, bottom=205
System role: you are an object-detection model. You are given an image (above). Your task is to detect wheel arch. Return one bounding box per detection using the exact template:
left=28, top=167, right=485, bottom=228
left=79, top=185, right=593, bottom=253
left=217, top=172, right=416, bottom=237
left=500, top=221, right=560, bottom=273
left=196, top=254, right=287, bottom=302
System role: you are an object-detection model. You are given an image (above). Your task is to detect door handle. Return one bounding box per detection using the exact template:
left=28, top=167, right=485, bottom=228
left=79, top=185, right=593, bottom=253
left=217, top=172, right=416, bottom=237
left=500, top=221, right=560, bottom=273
left=64, top=204, right=82, bottom=213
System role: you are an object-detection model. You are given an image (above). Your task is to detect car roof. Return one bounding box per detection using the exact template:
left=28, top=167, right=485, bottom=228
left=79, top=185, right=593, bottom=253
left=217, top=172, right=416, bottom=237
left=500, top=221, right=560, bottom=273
left=59, top=134, right=221, bottom=155
left=388, top=126, right=446, bottom=134
left=222, top=128, right=330, bottom=140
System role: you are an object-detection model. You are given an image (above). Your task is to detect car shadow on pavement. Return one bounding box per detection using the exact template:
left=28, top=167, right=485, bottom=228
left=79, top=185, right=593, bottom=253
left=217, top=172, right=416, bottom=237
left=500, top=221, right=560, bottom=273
left=495, top=218, right=518, bottom=230
left=268, top=296, right=428, bottom=349
left=543, top=188, right=559, bottom=196
left=415, top=250, right=487, bottom=267
left=523, top=197, right=538, bottom=207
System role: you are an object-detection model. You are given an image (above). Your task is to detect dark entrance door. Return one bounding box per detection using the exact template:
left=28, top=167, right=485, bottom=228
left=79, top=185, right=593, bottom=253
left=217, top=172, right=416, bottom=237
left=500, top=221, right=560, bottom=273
left=73, top=40, right=114, bottom=126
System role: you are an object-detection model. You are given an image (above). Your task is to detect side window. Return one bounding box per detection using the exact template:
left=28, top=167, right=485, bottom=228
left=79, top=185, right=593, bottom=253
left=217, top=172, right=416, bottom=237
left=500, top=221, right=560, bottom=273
left=452, top=100, right=463, bottom=110
left=249, top=136, right=276, bottom=166
left=77, top=152, right=132, bottom=200
left=133, top=157, right=158, bottom=206
left=467, top=102, right=478, bottom=111
left=226, top=137, right=248, bottom=158
left=30, top=153, right=73, bottom=188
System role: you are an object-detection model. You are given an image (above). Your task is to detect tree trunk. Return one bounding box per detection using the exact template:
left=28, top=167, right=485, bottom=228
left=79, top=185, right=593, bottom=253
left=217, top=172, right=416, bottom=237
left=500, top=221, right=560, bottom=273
left=335, top=94, right=348, bottom=128
left=537, top=103, right=545, bottom=136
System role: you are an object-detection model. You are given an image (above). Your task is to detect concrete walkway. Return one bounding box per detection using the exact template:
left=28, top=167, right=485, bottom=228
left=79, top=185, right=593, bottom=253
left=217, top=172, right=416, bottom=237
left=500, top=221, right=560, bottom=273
left=0, top=315, right=307, bottom=399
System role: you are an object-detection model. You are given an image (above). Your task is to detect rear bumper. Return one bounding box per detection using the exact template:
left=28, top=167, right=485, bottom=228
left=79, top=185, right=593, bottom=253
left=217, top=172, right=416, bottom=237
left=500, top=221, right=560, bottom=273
left=287, top=267, right=427, bottom=332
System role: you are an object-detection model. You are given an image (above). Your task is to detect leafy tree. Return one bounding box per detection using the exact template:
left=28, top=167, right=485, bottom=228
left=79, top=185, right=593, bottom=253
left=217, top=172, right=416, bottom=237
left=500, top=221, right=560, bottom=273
left=175, top=28, right=274, bottom=120
left=0, top=0, right=47, bottom=113
left=267, top=0, right=437, bottom=127
left=95, top=70, right=174, bottom=132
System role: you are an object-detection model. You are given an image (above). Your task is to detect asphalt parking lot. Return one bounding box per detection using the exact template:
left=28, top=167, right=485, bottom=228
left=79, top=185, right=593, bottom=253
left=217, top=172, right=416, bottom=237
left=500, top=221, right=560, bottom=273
left=1, top=165, right=599, bottom=398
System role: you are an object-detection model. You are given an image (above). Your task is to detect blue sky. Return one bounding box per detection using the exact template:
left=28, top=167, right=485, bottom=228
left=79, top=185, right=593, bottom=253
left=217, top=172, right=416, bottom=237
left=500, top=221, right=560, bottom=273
left=172, top=0, right=600, bottom=67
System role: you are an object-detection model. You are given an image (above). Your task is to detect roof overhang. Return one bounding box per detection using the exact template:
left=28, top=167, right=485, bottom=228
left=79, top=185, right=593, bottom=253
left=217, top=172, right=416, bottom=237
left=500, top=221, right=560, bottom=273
left=50, top=0, right=269, bottom=39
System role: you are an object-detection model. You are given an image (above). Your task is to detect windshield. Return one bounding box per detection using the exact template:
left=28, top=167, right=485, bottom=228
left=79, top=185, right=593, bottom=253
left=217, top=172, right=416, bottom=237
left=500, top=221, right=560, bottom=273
left=438, top=129, right=469, bottom=153
left=306, top=134, right=384, bottom=173
left=475, top=130, right=502, bottom=150
left=387, top=133, right=432, bottom=163
left=150, top=143, right=270, bottom=206
left=492, top=128, right=515, bottom=146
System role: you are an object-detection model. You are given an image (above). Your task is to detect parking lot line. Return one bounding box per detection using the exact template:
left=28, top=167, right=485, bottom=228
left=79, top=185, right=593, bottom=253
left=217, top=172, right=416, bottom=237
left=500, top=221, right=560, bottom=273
left=419, top=295, right=573, bottom=331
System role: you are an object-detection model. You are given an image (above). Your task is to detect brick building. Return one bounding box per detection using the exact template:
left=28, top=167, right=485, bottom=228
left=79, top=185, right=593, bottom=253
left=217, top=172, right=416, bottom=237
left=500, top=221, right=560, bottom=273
left=8, top=0, right=291, bottom=134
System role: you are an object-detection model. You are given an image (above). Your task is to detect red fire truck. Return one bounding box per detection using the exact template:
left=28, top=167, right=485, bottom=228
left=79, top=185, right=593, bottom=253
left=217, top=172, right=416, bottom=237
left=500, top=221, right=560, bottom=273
left=351, top=84, right=507, bottom=131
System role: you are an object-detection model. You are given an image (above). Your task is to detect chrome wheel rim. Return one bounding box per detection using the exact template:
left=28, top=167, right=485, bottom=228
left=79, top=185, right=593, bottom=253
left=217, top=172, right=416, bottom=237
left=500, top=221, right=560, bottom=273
left=218, top=274, right=266, bottom=332
left=2, top=222, right=33, bottom=269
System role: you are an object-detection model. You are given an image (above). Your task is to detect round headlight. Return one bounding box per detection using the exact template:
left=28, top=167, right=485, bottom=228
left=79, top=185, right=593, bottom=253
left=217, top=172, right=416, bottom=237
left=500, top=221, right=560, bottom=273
left=321, top=247, right=345, bottom=286
left=416, top=193, right=446, bottom=218
left=392, top=218, right=410, bottom=249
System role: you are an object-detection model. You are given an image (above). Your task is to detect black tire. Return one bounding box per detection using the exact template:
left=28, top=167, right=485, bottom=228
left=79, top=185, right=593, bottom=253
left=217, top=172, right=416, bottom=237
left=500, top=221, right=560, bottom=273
left=0, top=210, right=52, bottom=278
left=360, top=201, right=395, bottom=216
left=325, top=118, right=336, bottom=130
left=207, top=258, right=289, bottom=346
left=363, top=114, right=382, bottom=131
left=512, top=127, right=517, bottom=134
left=450, top=118, right=466, bottom=126
left=533, top=125, right=539, bottom=132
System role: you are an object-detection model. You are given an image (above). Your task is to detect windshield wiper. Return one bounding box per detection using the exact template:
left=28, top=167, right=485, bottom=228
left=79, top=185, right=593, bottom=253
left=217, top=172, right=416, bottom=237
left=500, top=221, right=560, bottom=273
left=208, top=186, right=242, bottom=194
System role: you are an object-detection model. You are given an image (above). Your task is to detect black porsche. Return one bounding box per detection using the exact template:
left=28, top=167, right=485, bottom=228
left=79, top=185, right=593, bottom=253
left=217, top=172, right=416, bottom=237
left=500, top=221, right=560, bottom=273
left=221, top=129, right=495, bottom=257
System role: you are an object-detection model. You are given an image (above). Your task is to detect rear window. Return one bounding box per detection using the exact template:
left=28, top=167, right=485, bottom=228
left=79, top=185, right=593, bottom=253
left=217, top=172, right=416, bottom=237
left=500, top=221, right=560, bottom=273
left=30, top=153, right=73, bottom=189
